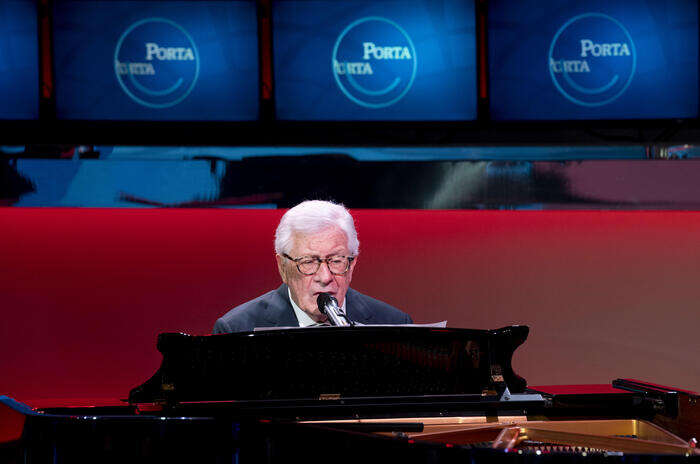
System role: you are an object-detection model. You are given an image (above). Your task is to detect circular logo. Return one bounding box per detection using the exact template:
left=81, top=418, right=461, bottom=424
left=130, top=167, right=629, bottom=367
left=548, top=13, right=636, bottom=107
left=332, top=17, right=417, bottom=109
left=114, top=18, right=200, bottom=109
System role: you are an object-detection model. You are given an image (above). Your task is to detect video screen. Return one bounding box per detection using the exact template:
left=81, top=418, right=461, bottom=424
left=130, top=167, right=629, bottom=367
left=489, top=0, right=699, bottom=120
left=53, top=0, right=259, bottom=121
left=273, top=0, right=477, bottom=121
left=0, top=0, right=39, bottom=120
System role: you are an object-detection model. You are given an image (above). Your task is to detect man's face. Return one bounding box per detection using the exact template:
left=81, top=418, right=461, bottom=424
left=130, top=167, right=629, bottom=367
left=276, top=226, right=356, bottom=321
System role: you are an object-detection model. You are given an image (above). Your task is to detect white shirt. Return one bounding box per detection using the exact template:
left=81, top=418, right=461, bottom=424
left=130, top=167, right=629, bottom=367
left=288, top=288, right=347, bottom=327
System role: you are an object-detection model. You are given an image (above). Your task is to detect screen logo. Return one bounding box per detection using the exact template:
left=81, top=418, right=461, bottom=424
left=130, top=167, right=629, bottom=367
left=548, top=13, right=636, bottom=107
left=114, top=18, right=200, bottom=109
left=332, top=17, right=417, bottom=109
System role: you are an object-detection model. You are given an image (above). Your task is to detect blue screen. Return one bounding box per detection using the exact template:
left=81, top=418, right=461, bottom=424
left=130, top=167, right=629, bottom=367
left=53, top=0, right=259, bottom=121
left=489, top=0, right=699, bottom=120
left=273, top=0, right=477, bottom=121
left=0, top=1, right=39, bottom=120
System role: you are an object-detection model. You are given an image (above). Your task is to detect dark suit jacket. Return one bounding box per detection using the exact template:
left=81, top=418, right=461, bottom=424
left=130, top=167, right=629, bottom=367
left=213, top=284, right=412, bottom=333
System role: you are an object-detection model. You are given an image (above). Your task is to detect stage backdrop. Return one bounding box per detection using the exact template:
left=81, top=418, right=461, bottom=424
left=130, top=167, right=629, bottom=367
left=1, top=208, right=698, bottom=405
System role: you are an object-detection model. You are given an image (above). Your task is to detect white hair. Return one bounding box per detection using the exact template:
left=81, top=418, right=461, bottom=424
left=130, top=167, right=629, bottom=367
left=274, top=200, right=359, bottom=256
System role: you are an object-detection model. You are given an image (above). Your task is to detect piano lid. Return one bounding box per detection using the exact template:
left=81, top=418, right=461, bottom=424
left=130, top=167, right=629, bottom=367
left=129, top=325, right=529, bottom=405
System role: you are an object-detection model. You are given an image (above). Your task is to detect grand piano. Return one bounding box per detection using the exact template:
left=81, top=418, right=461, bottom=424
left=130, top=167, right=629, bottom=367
left=1, top=325, right=699, bottom=462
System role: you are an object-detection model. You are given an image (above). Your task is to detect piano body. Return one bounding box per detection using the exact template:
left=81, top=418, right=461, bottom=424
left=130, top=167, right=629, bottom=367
left=1, top=326, right=699, bottom=462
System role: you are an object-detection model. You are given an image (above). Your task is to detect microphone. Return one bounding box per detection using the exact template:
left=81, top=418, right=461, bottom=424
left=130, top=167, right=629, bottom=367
left=317, top=293, right=353, bottom=326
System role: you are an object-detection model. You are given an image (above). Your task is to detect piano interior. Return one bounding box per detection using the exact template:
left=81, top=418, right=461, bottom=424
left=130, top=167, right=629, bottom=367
left=312, top=417, right=696, bottom=455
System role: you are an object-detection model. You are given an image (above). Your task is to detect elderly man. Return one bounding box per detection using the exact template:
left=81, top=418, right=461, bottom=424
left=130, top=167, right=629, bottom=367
left=213, top=200, right=412, bottom=333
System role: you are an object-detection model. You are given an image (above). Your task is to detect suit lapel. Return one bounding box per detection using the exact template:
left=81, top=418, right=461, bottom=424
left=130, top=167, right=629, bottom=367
left=262, top=284, right=299, bottom=327
left=346, top=288, right=374, bottom=324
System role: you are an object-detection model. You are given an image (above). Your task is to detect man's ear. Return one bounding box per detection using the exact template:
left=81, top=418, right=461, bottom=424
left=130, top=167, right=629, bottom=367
left=347, top=255, right=358, bottom=281
left=276, top=254, right=288, bottom=284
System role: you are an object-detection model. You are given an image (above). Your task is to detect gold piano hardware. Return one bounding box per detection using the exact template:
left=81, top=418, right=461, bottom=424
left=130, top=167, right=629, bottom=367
left=318, top=393, right=341, bottom=400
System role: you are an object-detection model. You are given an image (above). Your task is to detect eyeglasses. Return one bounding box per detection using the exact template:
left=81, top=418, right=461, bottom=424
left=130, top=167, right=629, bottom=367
left=282, top=254, right=355, bottom=276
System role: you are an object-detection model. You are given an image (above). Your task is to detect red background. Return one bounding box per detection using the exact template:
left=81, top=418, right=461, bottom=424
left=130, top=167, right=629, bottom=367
left=1, top=208, right=698, bottom=404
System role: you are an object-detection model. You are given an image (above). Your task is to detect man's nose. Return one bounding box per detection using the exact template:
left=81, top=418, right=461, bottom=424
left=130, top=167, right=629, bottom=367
left=314, top=261, right=334, bottom=284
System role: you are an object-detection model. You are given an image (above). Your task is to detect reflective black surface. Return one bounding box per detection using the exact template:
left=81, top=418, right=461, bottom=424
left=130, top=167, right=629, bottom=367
left=129, top=326, right=529, bottom=404
left=3, top=331, right=700, bottom=463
